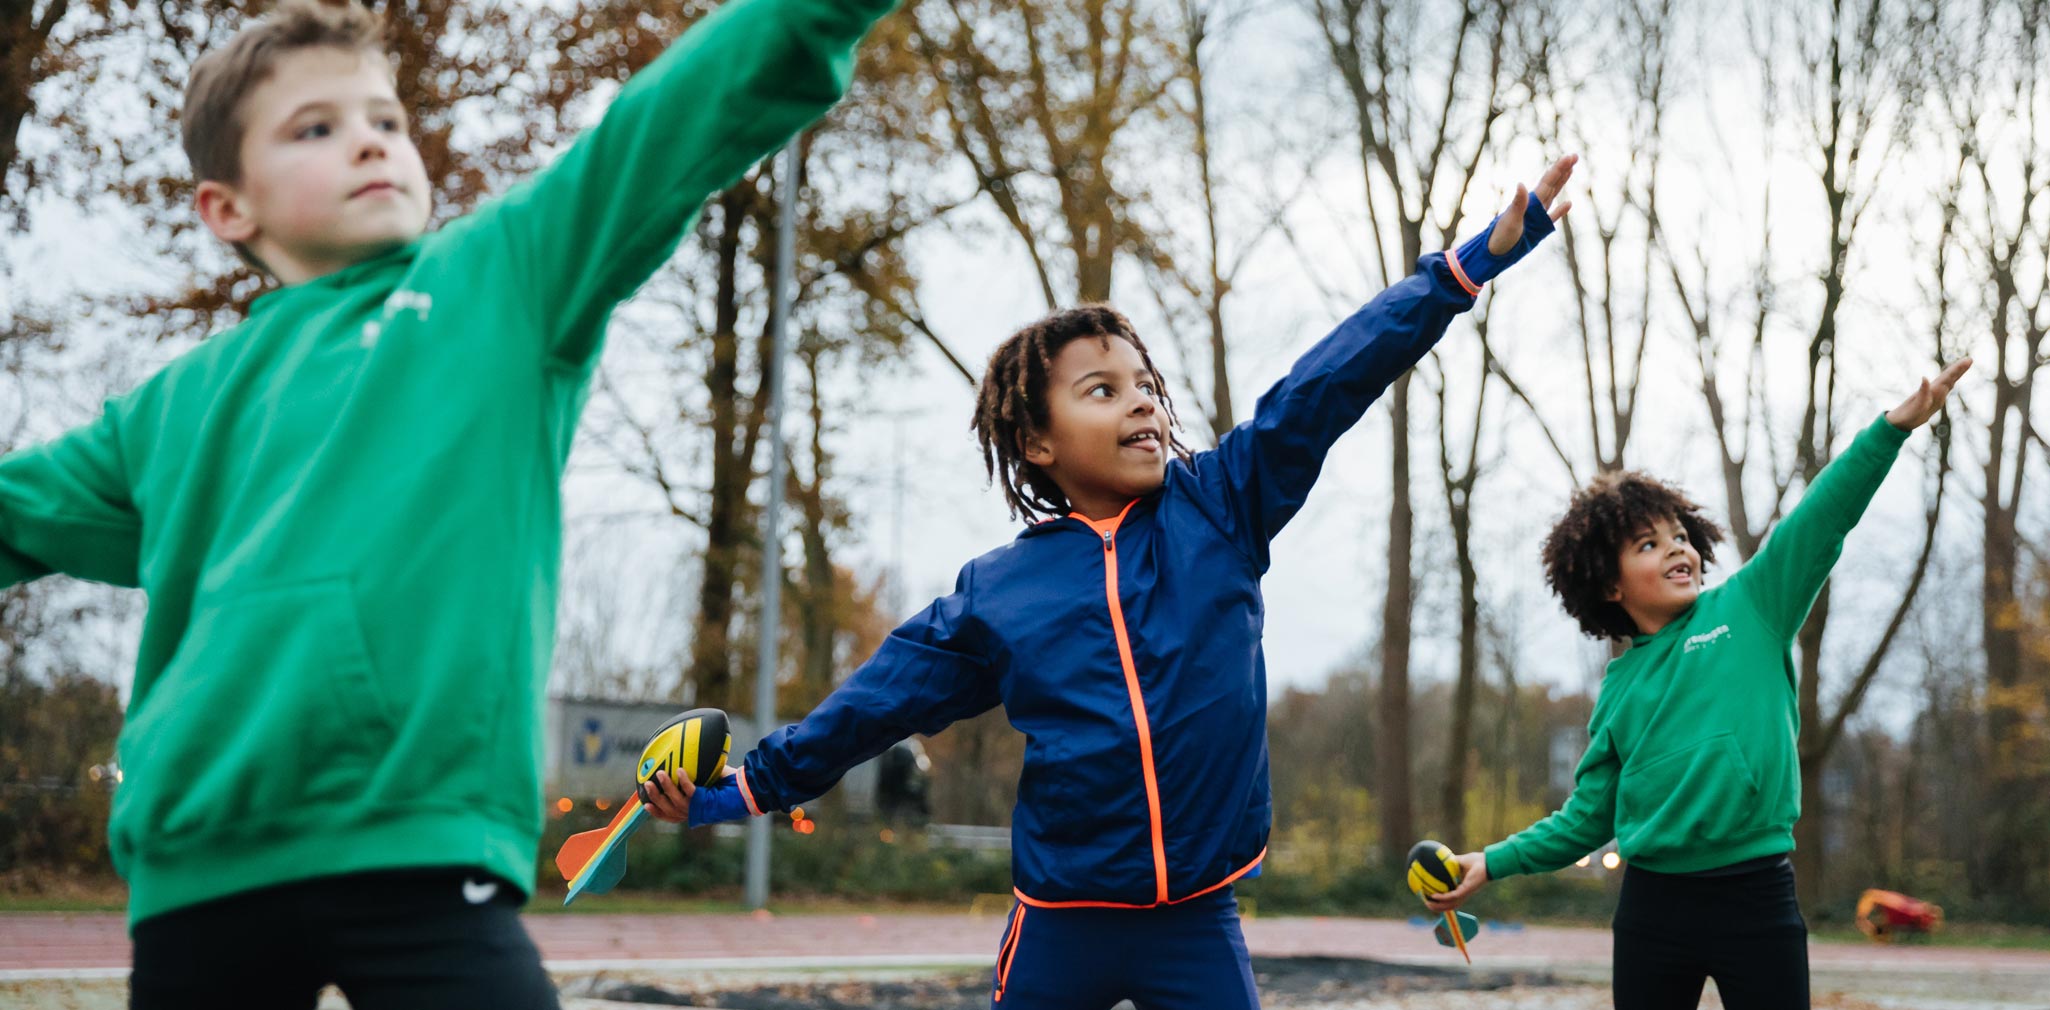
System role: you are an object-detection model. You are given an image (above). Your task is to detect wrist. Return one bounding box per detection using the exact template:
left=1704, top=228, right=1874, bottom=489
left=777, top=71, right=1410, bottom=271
left=687, top=778, right=756, bottom=827
left=1447, top=192, right=1556, bottom=290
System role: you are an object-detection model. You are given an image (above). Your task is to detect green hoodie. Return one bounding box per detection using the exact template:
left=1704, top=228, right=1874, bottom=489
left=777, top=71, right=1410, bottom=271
left=0, top=0, right=894, bottom=926
left=1485, top=414, right=1911, bottom=879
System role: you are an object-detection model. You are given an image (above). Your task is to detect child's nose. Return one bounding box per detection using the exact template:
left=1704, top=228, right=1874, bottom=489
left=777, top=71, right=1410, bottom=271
left=355, top=128, right=389, bottom=163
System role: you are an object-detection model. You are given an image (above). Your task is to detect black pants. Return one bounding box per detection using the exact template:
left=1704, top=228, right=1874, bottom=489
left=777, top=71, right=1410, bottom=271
left=1612, top=858, right=1809, bottom=1009
left=130, top=868, right=559, bottom=1010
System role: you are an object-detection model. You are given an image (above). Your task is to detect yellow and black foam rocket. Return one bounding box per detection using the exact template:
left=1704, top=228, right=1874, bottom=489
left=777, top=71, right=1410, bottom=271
left=634, top=708, right=732, bottom=800
left=1405, top=839, right=1478, bottom=963
left=554, top=708, right=731, bottom=905
left=1405, top=839, right=1462, bottom=898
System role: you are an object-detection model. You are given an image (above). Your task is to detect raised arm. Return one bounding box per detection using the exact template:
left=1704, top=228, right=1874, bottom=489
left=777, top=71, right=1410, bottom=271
left=0, top=407, right=142, bottom=589
left=462, top=0, right=899, bottom=368
left=1728, top=359, right=1971, bottom=639
left=1186, top=156, right=1574, bottom=566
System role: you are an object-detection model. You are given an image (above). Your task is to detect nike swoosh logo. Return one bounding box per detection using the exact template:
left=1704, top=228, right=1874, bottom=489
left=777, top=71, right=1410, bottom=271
left=462, top=877, right=499, bottom=905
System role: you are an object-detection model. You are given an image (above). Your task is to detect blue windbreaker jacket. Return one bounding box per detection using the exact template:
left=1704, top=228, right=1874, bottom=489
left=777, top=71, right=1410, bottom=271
left=701, top=197, right=1556, bottom=908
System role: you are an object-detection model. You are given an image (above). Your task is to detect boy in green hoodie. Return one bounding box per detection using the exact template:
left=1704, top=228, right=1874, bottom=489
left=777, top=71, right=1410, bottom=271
left=0, top=0, right=894, bottom=1004
left=1426, top=359, right=1970, bottom=1009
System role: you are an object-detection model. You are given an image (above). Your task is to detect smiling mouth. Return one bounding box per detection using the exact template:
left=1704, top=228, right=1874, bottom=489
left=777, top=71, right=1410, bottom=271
left=1120, top=431, right=1161, bottom=453
left=350, top=182, right=399, bottom=198
left=1664, top=562, right=1694, bottom=585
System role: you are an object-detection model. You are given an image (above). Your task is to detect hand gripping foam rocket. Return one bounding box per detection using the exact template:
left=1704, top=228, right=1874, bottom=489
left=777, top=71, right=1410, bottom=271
left=553, top=707, right=731, bottom=905
left=1406, top=839, right=1479, bottom=963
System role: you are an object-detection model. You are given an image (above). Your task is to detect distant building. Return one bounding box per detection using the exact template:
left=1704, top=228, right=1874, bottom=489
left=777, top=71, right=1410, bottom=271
left=544, top=697, right=927, bottom=819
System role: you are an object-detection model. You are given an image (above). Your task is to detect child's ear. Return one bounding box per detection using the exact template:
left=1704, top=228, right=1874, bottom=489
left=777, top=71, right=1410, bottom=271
left=1021, top=431, right=1054, bottom=468
left=1605, top=582, right=1623, bottom=603
left=196, top=179, right=259, bottom=245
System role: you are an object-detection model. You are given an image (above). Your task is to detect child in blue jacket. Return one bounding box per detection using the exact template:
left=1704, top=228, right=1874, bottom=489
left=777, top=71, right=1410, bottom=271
left=646, top=156, right=1578, bottom=1008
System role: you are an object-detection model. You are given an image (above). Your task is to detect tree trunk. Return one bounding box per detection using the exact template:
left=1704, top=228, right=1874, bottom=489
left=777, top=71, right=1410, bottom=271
left=796, top=351, right=838, bottom=702
left=1440, top=501, right=1479, bottom=851
left=685, top=189, right=753, bottom=710
left=0, top=0, right=67, bottom=202
left=1981, top=491, right=2027, bottom=896
left=1377, top=373, right=1415, bottom=868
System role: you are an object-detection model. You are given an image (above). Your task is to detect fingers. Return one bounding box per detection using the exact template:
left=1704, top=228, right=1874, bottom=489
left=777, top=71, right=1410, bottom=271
left=1933, top=357, right=1973, bottom=394
left=1533, top=153, right=1579, bottom=205
left=1549, top=198, right=1573, bottom=222
left=1424, top=882, right=1471, bottom=912
left=642, top=770, right=691, bottom=822
left=1504, top=181, right=1529, bottom=217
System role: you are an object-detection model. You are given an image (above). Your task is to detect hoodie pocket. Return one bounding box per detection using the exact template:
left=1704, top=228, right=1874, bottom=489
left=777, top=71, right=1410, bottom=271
left=1615, top=731, right=1761, bottom=861
left=113, top=579, right=398, bottom=856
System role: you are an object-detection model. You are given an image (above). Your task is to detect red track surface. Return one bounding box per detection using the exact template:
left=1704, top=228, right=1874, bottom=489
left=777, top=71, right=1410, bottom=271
left=5, top=911, right=2049, bottom=976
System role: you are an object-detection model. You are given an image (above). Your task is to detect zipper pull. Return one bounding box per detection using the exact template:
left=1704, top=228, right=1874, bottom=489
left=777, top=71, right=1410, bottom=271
left=1102, top=530, right=1114, bottom=552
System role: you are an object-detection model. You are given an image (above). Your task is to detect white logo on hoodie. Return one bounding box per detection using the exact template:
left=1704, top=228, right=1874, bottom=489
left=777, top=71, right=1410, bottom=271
left=1684, top=624, right=1732, bottom=653
left=361, top=290, right=433, bottom=349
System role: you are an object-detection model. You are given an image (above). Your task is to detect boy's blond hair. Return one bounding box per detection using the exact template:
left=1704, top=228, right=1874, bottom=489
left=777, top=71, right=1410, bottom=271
left=181, top=0, right=388, bottom=184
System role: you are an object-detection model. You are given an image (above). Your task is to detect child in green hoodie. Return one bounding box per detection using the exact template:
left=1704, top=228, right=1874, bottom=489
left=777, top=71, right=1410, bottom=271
left=0, top=0, right=894, bottom=1004
left=1426, top=359, right=1970, bottom=1009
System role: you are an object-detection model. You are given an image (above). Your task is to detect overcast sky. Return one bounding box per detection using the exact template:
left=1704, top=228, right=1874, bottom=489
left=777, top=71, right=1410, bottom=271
left=6, top=0, right=2029, bottom=739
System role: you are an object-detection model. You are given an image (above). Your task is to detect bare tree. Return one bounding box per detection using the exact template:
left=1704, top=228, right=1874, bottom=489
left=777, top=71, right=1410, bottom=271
left=1772, top=0, right=1930, bottom=906
left=1305, top=0, right=1513, bottom=869
left=1125, top=0, right=1305, bottom=442
left=1429, top=310, right=1496, bottom=851
left=1926, top=0, right=2050, bottom=903
left=1492, top=0, right=1675, bottom=488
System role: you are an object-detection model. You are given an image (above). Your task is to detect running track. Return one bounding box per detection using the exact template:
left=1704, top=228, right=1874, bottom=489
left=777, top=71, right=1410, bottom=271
left=6, top=912, right=2050, bottom=980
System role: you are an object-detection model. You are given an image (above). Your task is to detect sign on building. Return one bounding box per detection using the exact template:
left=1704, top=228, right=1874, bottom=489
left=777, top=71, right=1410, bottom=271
left=544, top=697, right=878, bottom=815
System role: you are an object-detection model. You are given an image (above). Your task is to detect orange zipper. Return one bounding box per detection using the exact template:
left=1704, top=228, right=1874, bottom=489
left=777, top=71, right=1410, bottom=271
left=1074, top=501, right=1170, bottom=906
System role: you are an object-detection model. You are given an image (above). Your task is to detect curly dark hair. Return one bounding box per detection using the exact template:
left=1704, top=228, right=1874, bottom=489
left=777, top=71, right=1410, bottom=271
left=972, top=305, right=1189, bottom=520
left=1541, top=470, right=1728, bottom=640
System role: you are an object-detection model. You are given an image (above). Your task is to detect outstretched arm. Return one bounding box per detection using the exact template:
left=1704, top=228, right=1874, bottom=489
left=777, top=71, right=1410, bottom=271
left=1427, top=722, right=1620, bottom=913
left=460, top=0, right=899, bottom=369
left=0, top=407, right=142, bottom=589
left=643, top=566, right=999, bottom=824
left=1731, top=359, right=1971, bottom=638
left=1187, top=156, right=1576, bottom=566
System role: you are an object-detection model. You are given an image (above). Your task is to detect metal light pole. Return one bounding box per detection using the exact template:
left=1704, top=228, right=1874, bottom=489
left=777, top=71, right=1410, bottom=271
left=745, top=139, right=800, bottom=910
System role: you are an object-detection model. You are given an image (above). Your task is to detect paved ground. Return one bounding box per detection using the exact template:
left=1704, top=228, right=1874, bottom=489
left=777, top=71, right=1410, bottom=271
left=4, top=910, right=2048, bottom=1008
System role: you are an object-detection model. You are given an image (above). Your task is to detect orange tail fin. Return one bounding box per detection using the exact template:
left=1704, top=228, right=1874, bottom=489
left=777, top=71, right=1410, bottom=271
left=554, top=795, right=641, bottom=880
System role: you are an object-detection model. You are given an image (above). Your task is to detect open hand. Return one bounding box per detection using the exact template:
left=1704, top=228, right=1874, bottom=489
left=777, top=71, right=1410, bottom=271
left=1488, top=154, right=1578, bottom=255
left=1423, top=851, right=1490, bottom=913
left=1885, top=358, right=1972, bottom=431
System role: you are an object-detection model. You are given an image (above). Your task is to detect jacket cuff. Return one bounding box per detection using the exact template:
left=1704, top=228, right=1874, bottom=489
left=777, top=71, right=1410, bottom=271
left=686, top=774, right=760, bottom=827
left=1445, top=191, right=1557, bottom=291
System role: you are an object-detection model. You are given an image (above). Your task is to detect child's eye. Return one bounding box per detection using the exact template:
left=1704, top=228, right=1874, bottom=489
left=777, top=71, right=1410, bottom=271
left=377, top=117, right=404, bottom=133
left=295, top=122, right=332, bottom=140
left=1139, top=382, right=1158, bottom=397
left=1090, top=384, right=1115, bottom=398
